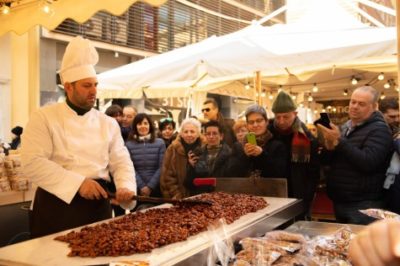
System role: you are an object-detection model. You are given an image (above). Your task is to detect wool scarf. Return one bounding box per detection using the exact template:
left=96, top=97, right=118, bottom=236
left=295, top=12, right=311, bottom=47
left=290, top=118, right=311, bottom=163
left=276, top=117, right=311, bottom=163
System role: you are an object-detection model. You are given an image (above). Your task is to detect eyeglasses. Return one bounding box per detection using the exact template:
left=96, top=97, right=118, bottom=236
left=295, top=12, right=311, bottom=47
left=160, top=117, right=173, bottom=123
left=205, top=132, right=220, bottom=137
left=201, top=108, right=211, bottom=113
left=247, top=118, right=265, bottom=126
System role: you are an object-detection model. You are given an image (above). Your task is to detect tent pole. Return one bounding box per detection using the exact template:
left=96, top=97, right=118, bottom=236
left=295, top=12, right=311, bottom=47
left=256, top=71, right=261, bottom=105
left=396, top=0, right=400, bottom=112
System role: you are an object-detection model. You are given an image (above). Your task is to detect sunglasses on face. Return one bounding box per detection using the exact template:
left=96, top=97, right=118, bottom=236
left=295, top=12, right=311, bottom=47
left=160, top=117, right=173, bottom=123
left=201, top=108, right=211, bottom=113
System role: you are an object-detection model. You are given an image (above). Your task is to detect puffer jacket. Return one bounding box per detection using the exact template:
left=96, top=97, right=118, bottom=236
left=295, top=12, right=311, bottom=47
left=126, top=138, right=165, bottom=191
left=323, top=111, right=393, bottom=202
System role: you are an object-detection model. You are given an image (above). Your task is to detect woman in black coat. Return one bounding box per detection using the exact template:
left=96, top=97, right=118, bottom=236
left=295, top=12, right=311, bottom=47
left=229, top=105, right=287, bottom=178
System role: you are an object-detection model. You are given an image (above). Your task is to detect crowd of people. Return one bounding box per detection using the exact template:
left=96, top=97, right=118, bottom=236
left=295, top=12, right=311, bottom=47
left=17, top=37, right=400, bottom=254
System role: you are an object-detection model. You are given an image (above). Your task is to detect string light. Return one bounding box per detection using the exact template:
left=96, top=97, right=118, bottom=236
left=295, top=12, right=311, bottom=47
left=307, top=94, right=313, bottom=102
left=278, top=85, right=283, bottom=92
left=351, top=76, right=358, bottom=85
left=380, top=92, right=386, bottom=100
left=378, top=72, right=384, bottom=81
left=268, top=93, right=273, bottom=100
left=244, top=82, right=250, bottom=90
left=333, top=107, right=337, bottom=112
left=0, top=4, right=10, bottom=15
left=39, top=0, right=54, bottom=15
left=384, top=81, right=390, bottom=89
left=312, top=83, right=319, bottom=92
left=343, top=89, right=348, bottom=96
left=261, top=90, right=266, bottom=98
left=114, top=51, right=119, bottom=58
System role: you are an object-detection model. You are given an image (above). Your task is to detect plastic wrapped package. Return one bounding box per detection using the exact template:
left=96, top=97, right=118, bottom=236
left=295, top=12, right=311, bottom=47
left=304, top=226, right=355, bottom=266
left=0, top=177, right=11, bottom=192
left=360, top=208, right=400, bottom=220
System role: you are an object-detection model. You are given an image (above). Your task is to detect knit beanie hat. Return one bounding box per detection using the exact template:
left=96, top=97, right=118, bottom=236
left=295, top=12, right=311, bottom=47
left=245, top=104, right=268, bottom=121
left=59, top=36, right=99, bottom=84
left=272, top=91, right=297, bottom=113
left=11, top=126, right=23, bottom=136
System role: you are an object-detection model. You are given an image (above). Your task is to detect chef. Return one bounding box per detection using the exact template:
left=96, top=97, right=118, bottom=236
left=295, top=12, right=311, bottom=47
left=21, top=36, right=137, bottom=238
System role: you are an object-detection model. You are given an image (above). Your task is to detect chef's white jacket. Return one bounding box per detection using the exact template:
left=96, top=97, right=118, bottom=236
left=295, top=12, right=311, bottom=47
left=21, top=102, right=136, bottom=208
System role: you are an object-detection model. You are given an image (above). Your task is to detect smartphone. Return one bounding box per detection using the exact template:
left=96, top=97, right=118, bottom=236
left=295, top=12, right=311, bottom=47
left=246, top=132, right=257, bottom=145
left=314, top=112, right=331, bottom=129
left=191, top=147, right=203, bottom=157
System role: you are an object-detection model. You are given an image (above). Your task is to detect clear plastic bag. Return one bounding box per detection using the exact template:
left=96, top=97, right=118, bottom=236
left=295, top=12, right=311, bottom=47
left=207, top=218, right=235, bottom=266
left=360, top=208, right=400, bottom=220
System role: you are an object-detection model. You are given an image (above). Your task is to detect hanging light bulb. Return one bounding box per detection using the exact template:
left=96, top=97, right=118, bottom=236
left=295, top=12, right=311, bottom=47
left=307, top=94, right=313, bottom=102
left=351, top=76, right=358, bottom=85
left=322, top=108, right=326, bottom=113
left=333, top=107, right=337, bottom=112
left=299, top=103, right=304, bottom=108
left=255, top=92, right=259, bottom=97
left=1, top=4, right=10, bottom=15
left=312, top=83, right=319, bottom=92
left=261, top=90, right=266, bottom=98
left=278, top=85, right=283, bottom=92
left=384, top=81, right=390, bottom=89
left=380, top=92, right=386, bottom=100
left=114, top=51, right=119, bottom=58
left=268, top=93, right=273, bottom=100
left=343, top=89, right=348, bottom=96
left=378, top=72, right=385, bottom=81
left=314, top=110, right=318, bottom=114
left=291, top=94, right=297, bottom=100
left=38, top=0, right=54, bottom=15
left=244, top=82, right=250, bottom=90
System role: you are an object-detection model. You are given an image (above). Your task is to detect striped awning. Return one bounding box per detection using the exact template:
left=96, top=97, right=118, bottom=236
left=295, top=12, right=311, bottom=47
left=0, top=0, right=167, bottom=36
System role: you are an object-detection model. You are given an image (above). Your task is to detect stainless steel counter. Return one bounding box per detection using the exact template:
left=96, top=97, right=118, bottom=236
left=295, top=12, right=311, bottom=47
left=0, top=197, right=302, bottom=266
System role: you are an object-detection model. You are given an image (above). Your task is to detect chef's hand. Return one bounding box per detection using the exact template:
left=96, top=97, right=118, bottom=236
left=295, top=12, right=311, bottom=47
left=244, top=143, right=262, bottom=156
left=116, top=188, right=135, bottom=204
left=79, top=178, right=108, bottom=200
left=140, top=186, right=152, bottom=196
left=348, top=219, right=400, bottom=266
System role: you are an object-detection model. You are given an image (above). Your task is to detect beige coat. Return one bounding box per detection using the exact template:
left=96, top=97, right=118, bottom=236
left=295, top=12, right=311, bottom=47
left=160, top=136, right=204, bottom=199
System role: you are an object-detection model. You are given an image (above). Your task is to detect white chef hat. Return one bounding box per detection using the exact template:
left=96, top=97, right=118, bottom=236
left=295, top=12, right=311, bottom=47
left=59, top=36, right=99, bottom=84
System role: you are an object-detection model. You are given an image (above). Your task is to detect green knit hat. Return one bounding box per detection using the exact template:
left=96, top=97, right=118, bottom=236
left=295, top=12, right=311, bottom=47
left=272, top=91, right=297, bottom=113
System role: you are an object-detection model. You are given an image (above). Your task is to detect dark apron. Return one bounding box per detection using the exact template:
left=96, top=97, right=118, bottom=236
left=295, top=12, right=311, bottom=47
left=30, top=187, right=112, bottom=238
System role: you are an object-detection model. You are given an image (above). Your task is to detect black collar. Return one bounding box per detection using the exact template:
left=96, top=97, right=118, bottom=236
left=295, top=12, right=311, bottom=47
left=66, top=98, right=91, bottom=116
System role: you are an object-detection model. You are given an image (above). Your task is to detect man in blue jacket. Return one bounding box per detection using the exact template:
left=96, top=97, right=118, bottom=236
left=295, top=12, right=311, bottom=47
left=318, top=86, right=393, bottom=225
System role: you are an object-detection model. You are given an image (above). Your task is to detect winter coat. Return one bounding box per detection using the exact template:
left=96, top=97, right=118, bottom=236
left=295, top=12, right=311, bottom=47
left=322, top=111, right=393, bottom=203
left=193, top=143, right=232, bottom=178
left=160, top=136, right=205, bottom=199
left=125, top=138, right=165, bottom=191
left=268, top=119, right=320, bottom=206
left=229, top=139, right=288, bottom=178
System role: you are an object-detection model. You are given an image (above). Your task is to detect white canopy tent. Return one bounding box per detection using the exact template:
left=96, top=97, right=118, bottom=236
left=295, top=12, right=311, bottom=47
left=97, top=0, right=397, bottom=103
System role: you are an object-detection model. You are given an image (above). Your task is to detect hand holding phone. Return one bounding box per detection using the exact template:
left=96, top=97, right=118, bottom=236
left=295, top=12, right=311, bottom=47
left=314, top=112, right=331, bottom=129
left=246, top=132, right=257, bottom=145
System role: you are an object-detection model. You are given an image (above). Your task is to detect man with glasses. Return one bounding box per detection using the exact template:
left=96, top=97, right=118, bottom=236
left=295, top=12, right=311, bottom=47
left=186, top=120, right=232, bottom=194
left=201, top=98, right=236, bottom=147
left=268, top=91, right=320, bottom=220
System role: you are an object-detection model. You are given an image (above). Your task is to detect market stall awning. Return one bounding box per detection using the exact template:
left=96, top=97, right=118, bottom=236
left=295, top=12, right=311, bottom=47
left=0, top=0, right=166, bottom=36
